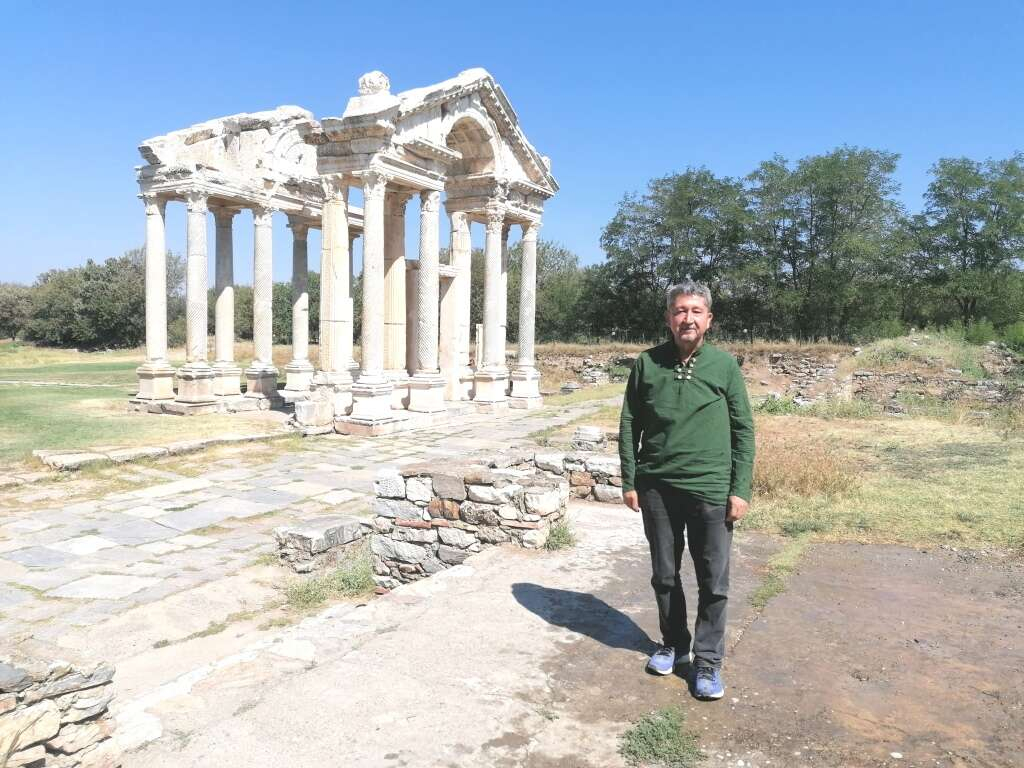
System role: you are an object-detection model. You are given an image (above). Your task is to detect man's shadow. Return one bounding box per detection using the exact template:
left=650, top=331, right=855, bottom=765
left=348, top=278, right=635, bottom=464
left=511, top=582, right=659, bottom=657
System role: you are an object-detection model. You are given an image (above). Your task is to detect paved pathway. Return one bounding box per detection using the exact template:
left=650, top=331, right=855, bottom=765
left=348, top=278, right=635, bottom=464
left=0, top=402, right=596, bottom=653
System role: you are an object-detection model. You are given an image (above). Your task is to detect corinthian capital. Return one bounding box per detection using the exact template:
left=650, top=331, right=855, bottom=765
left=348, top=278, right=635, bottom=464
left=252, top=204, right=275, bottom=227
left=485, top=206, right=505, bottom=235
left=322, top=175, right=349, bottom=203
left=522, top=220, right=541, bottom=241
left=419, top=189, right=441, bottom=214
left=185, top=189, right=208, bottom=214
left=288, top=216, right=310, bottom=240
left=363, top=169, right=389, bottom=201
left=140, top=193, right=166, bottom=216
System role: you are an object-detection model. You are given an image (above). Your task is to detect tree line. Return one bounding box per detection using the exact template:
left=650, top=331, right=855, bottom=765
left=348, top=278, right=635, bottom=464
left=2, top=145, right=1022, bottom=350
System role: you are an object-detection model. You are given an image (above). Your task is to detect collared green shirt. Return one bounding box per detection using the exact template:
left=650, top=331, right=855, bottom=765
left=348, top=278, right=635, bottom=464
left=618, top=340, right=755, bottom=504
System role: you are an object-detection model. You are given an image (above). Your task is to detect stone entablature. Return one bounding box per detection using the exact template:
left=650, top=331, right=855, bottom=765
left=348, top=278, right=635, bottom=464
left=133, top=69, right=555, bottom=427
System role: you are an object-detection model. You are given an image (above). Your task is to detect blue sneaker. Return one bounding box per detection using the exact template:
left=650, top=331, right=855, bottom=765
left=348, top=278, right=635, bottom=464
left=693, top=666, right=725, bottom=699
left=645, top=646, right=692, bottom=676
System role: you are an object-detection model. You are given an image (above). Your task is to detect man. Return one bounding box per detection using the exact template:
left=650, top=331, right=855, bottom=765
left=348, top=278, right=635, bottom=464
left=619, top=280, right=755, bottom=700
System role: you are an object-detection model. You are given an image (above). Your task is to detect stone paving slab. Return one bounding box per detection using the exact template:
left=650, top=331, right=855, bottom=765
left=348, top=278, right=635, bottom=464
left=6, top=545, right=79, bottom=568
left=51, top=574, right=163, bottom=600
left=96, top=516, right=178, bottom=546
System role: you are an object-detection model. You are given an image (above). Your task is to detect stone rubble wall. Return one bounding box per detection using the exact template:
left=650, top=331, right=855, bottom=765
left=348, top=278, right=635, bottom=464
left=767, top=352, right=842, bottom=395
left=369, top=449, right=626, bottom=589
left=0, top=655, right=118, bottom=768
left=370, top=458, right=570, bottom=589
left=273, top=517, right=371, bottom=573
left=851, top=370, right=1021, bottom=406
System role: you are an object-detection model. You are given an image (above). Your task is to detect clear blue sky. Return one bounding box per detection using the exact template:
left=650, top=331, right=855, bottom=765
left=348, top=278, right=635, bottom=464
left=1, top=0, right=1022, bottom=285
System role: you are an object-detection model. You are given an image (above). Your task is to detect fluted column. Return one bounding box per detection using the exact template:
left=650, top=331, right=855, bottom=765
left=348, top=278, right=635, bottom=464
left=348, top=168, right=395, bottom=423
left=383, top=190, right=410, bottom=383
left=474, top=205, right=508, bottom=404
left=176, top=190, right=215, bottom=404
left=347, top=231, right=359, bottom=379
left=499, top=222, right=511, bottom=374
left=245, top=205, right=278, bottom=399
left=510, top=220, right=543, bottom=408
left=211, top=207, right=241, bottom=397
left=409, top=189, right=446, bottom=412
left=448, top=211, right=473, bottom=399
left=136, top=194, right=175, bottom=400
left=284, top=217, right=314, bottom=391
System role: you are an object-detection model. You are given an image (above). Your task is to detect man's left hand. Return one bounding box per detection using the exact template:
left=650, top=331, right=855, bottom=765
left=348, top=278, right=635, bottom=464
left=726, top=495, right=749, bottom=523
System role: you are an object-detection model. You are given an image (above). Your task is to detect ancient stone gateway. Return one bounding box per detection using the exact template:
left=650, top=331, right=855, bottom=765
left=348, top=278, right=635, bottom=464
left=133, top=69, right=557, bottom=432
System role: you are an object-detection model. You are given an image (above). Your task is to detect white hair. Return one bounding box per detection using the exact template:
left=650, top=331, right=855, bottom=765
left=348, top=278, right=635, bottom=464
left=666, top=280, right=712, bottom=310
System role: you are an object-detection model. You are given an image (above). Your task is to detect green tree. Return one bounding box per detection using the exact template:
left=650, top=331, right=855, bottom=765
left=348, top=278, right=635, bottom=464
left=920, top=154, right=1024, bottom=326
left=0, top=283, right=33, bottom=340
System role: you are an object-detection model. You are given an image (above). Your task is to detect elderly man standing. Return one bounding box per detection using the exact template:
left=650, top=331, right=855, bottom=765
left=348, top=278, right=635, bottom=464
left=619, top=280, right=755, bottom=700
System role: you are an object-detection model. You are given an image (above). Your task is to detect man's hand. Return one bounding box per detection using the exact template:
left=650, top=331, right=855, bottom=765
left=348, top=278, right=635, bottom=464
left=623, top=490, right=641, bottom=513
left=726, top=495, right=749, bottom=523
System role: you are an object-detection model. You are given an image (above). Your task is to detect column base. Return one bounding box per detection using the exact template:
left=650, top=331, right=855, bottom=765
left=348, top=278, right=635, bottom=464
left=384, top=369, right=410, bottom=410
left=312, top=371, right=354, bottom=418
left=136, top=362, right=176, bottom=401
left=175, top=363, right=216, bottom=404
left=212, top=363, right=243, bottom=397
left=349, top=376, right=397, bottom=423
left=284, top=360, right=315, bottom=392
left=473, top=368, right=509, bottom=403
left=245, top=365, right=280, bottom=399
left=408, top=372, right=447, bottom=413
left=510, top=367, right=542, bottom=408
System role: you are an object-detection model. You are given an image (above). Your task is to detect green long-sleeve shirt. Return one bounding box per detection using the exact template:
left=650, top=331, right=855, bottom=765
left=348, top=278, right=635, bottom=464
left=618, top=340, right=755, bottom=504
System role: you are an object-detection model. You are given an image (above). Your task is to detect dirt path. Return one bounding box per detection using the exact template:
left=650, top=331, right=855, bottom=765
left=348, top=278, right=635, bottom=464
left=120, top=502, right=1023, bottom=767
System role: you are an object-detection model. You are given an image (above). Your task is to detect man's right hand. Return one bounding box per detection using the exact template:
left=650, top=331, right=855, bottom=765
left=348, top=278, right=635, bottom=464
left=623, top=490, right=641, bottom=512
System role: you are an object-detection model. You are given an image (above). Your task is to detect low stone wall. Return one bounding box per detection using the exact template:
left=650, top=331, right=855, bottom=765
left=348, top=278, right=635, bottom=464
left=852, top=370, right=1021, bottom=405
left=370, top=461, right=570, bottom=589
left=531, top=451, right=624, bottom=503
left=273, top=517, right=370, bottom=573
left=0, top=655, right=118, bottom=767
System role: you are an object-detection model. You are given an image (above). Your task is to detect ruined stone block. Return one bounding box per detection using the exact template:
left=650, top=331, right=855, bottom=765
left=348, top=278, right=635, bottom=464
left=437, top=544, right=471, bottom=565
left=428, top=498, right=460, bottom=520
left=373, top=470, right=406, bottom=499
left=437, top=527, right=476, bottom=548
left=406, top=476, right=433, bottom=504
left=431, top=472, right=467, bottom=501
left=372, top=498, right=420, bottom=520
left=593, top=484, right=623, bottom=503
left=460, top=502, right=501, bottom=527
left=534, top=453, right=566, bottom=473
left=371, top=536, right=429, bottom=564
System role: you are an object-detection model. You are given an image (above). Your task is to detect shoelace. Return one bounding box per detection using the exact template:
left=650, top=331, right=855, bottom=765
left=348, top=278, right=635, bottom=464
left=655, top=646, right=675, bottom=658
left=696, top=667, right=717, bottom=682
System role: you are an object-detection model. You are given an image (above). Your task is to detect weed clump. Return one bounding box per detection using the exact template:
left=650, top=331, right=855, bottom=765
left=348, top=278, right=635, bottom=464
left=753, top=434, right=856, bottom=500
left=545, top=518, right=577, bottom=551
left=619, top=706, right=704, bottom=768
left=284, top=543, right=375, bottom=610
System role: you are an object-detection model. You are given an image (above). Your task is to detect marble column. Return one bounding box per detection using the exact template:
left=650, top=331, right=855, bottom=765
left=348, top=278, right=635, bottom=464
left=211, top=207, right=241, bottom=396
left=348, top=169, right=395, bottom=423
left=315, top=179, right=354, bottom=415
left=245, top=205, right=278, bottom=398
left=176, top=190, right=215, bottom=403
left=449, top=211, right=474, bottom=399
left=474, top=206, right=508, bottom=404
left=383, top=189, right=411, bottom=407
left=409, top=189, right=446, bottom=412
left=347, top=231, right=360, bottom=379
left=136, top=194, right=176, bottom=400
left=510, top=220, right=543, bottom=408
left=499, top=222, right=511, bottom=375
left=284, top=217, right=314, bottom=391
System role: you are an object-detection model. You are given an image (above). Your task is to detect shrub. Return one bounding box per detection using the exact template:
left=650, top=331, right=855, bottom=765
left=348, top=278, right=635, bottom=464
left=1002, top=321, right=1024, bottom=352
left=619, top=706, right=703, bottom=768
left=965, top=319, right=997, bottom=345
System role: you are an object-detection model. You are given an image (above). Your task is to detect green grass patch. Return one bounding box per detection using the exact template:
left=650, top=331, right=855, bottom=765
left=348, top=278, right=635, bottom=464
left=619, top=706, right=704, bottom=768
left=284, top=543, right=375, bottom=610
left=853, top=331, right=987, bottom=380
left=543, top=382, right=625, bottom=407
left=749, top=535, right=811, bottom=610
left=755, top=394, right=879, bottom=419
left=544, top=518, right=577, bottom=551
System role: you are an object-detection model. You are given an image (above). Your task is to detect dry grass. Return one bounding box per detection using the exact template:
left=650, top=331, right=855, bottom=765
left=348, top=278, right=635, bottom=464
left=753, top=423, right=857, bottom=500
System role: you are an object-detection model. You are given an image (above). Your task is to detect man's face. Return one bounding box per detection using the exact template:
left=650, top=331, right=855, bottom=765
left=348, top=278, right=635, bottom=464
left=666, top=293, right=713, bottom=348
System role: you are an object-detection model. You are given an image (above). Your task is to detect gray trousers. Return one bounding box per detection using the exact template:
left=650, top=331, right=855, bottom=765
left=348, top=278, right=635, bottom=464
left=638, top=481, right=732, bottom=669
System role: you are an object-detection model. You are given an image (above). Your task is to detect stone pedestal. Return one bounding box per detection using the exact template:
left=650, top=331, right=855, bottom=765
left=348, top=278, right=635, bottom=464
left=212, top=363, right=242, bottom=397
left=408, top=373, right=446, bottom=413
left=284, top=360, right=315, bottom=392
left=347, top=379, right=398, bottom=423
left=509, top=367, right=543, bottom=409
left=474, top=368, right=509, bottom=406
left=176, top=364, right=215, bottom=403
left=245, top=365, right=279, bottom=400
left=385, top=371, right=410, bottom=409
left=136, top=362, right=176, bottom=400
